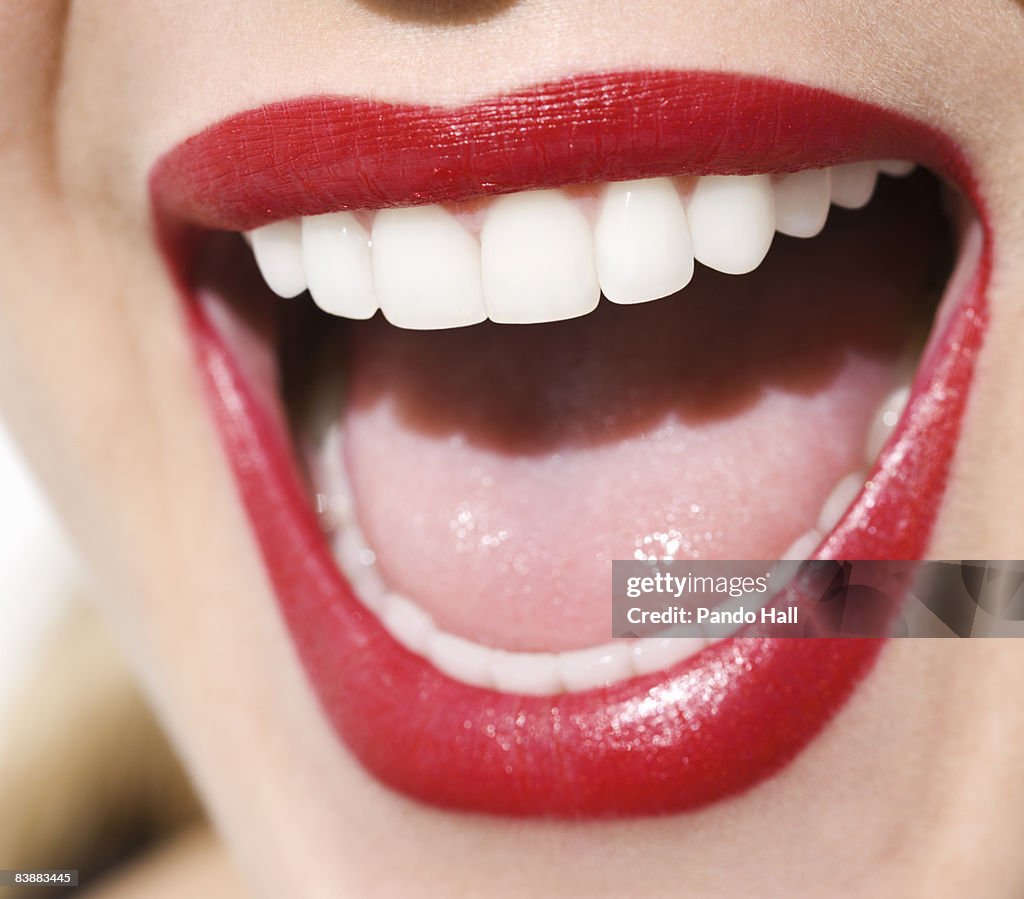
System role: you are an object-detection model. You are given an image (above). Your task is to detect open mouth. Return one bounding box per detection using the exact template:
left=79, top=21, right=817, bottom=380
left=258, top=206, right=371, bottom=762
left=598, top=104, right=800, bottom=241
left=151, top=71, right=989, bottom=817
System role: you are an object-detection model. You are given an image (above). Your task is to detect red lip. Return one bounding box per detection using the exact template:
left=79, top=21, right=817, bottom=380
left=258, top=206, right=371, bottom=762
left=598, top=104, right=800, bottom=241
left=152, top=71, right=989, bottom=817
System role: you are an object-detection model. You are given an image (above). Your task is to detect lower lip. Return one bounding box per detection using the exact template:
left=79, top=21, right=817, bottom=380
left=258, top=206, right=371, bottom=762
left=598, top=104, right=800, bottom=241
left=158, top=71, right=990, bottom=817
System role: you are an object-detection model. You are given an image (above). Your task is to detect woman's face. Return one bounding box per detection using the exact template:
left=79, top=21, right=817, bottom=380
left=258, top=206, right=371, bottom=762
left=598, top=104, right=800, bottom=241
left=3, top=1, right=1024, bottom=895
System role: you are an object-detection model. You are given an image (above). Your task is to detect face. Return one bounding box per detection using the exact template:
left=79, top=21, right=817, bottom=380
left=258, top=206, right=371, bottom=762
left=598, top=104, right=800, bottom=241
left=3, top=1, right=1024, bottom=895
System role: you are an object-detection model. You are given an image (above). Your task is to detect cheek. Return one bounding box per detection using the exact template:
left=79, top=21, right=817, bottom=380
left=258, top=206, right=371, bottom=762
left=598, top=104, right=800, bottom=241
left=0, top=197, right=197, bottom=635
left=926, top=134, right=1024, bottom=556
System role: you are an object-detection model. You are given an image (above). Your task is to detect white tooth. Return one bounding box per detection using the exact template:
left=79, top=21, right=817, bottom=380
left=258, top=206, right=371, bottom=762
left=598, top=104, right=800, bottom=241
left=428, top=631, right=494, bottom=688
left=631, top=636, right=705, bottom=676
left=879, top=159, right=916, bottom=177
left=780, top=530, right=823, bottom=561
left=333, top=524, right=387, bottom=611
left=335, top=522, right=374, bottom=574
left=248, top=220, right=306, bottom=298
left=348, top=568, right=387, bottom=613
left=865, top=385, right=910, bottom=463
left=342, top=557, right=386, bottom=611
left=594, top=178, right=694, bottom=304
left=558, top=642, right=633, bottom=691
left=317, top=429, right=354, bottom=527
left=481, top=189, right=600, bottom=323
left=382, top=594, right=435, bottom=655
left=715, top=591, right=766, bottom=619
left=687, top=175, right=775, bottom=275
left=656, top=623, right=709, bottom=641
left=817, top=473, right=865, bottom=534
left=703, top=595, right=758, bottom=643
left=301, top=213, right=377, bottom=319
left=372, top=205, right=486, bottom=330
left=772, top=168, right=831, bottom=239
left=830, top=162, right=879, bottom=209
left=490, top=649, right=561, bottom=695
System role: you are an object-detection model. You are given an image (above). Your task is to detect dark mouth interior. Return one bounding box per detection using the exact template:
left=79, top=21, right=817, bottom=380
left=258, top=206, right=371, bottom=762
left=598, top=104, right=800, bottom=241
left=194, top=170, right=957, bottom=650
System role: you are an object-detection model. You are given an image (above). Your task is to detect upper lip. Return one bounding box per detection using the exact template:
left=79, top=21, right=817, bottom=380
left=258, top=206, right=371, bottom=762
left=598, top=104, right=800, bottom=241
left=152, top=69, right=978, bottom=232
left=151, top=69, right=990, bottom=817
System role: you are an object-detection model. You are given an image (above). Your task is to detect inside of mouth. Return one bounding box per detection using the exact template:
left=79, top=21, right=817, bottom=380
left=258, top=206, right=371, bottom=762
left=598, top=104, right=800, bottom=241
left=200, top=170, right=954, bottom=656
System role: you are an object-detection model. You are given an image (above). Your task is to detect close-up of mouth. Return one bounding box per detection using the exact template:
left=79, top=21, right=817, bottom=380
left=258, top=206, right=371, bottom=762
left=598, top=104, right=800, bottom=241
left=149, top=69, right=990, bottom=819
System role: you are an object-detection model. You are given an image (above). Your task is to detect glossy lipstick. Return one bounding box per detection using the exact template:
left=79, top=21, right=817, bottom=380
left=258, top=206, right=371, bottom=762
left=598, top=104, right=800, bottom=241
left=151, top=71, right=989, bottom=816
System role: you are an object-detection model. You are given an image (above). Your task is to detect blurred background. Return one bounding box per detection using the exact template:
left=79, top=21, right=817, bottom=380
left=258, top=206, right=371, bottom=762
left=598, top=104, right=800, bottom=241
left=0, top=417, right=74, bottom=717
left=0, top=418, right=201, bottom=894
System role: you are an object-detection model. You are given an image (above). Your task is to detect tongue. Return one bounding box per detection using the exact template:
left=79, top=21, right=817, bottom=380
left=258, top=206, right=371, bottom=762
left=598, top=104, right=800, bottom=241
left=339, top=193, right=938, bottom=652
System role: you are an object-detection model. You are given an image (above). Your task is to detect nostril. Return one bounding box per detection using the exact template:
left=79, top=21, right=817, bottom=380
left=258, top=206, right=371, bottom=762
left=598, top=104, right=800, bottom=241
left=348, top=0, right=520, bottom=27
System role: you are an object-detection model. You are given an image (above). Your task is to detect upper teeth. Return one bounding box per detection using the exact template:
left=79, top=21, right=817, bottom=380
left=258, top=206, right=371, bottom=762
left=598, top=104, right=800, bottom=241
left=246, top=160, right=914, bottom=329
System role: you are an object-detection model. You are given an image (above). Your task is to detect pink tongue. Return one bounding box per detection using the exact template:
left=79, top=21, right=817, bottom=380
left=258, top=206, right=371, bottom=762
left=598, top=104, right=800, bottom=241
left=340, top=202, right=934, bottom=652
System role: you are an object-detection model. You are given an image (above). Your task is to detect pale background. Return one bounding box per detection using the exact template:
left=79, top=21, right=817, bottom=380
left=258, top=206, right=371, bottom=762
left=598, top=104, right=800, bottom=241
left=0, top=417, right=75, bottom=718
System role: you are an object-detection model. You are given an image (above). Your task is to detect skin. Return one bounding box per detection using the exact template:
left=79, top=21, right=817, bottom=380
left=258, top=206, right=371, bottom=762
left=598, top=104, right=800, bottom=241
left=2, top=1, right=1024, bottom=895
